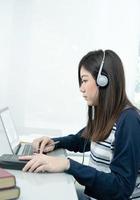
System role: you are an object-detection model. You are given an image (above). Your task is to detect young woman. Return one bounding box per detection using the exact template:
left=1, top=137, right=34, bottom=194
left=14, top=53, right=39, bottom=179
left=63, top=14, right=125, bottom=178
left=19, top=50, right=140, bottom=200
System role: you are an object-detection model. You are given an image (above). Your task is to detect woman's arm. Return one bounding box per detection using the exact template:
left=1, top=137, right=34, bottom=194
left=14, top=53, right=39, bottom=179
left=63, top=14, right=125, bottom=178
left=32, top=127, right=90, bottom=153
left=53, top=127, right=91, bottom=153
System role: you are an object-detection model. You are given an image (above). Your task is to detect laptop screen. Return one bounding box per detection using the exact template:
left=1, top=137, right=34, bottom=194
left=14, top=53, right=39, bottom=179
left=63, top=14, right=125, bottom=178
left=0, top=108, right=19, bottom=151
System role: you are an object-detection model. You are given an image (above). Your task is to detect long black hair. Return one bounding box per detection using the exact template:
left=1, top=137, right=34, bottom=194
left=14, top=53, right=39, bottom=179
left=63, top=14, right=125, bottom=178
left=78, top=49, right=134, bottom=141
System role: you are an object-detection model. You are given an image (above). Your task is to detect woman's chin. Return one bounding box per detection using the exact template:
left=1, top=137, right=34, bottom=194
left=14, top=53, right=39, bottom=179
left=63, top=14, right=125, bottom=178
left=87, top=101, right=97, bottom=106
left=87, top=101, right=93, bottom=106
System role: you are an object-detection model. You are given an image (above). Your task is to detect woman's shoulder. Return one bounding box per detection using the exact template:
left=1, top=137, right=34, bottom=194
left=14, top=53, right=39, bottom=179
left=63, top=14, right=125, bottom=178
left=114, top=107, right=140, bottom=139
left=116, top=107, right=140, bottom=126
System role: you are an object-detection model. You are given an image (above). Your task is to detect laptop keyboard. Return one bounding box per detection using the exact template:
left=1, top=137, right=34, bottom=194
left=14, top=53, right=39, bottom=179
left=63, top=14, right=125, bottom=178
left=22, top=144, right=33, bottom=155
left=0, top=154, right=19, bottom=162
left=0, top=154, right=28, bottom=170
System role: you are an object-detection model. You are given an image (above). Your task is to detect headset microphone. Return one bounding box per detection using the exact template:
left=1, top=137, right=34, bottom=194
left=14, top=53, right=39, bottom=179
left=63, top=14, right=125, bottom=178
left=96, top=51, right=108, bottom=87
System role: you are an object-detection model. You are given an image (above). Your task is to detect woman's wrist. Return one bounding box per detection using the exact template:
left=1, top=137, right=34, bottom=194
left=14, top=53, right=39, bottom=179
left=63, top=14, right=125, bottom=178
left=65, top=158, right=70, bottom=171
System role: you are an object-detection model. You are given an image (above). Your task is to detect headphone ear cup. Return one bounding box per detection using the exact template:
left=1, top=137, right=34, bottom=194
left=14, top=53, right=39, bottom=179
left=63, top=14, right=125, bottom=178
left=97, top=75, right=108, bottom=87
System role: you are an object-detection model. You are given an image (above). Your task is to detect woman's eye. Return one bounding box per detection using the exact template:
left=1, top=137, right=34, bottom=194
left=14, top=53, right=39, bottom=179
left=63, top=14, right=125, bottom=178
left=82, top=80, right=87, bottom=83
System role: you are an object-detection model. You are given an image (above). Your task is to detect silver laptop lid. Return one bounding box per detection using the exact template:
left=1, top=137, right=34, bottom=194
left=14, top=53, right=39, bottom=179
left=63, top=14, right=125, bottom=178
left=0, top=107, right=20, bottom=153
left=0, top=116, right=13, bottom=155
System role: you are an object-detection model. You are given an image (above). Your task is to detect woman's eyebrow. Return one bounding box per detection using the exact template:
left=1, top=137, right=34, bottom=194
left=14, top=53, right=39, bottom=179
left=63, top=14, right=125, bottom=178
left=81, top=74, right=89, bottom=78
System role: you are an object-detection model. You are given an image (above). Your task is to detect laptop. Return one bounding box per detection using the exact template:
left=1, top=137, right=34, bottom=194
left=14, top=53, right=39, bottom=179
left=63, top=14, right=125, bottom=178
left=0, top=107, right=33, bottom=156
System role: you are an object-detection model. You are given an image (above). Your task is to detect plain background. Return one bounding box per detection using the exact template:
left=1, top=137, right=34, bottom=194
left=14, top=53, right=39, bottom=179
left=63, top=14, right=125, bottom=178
left=0, top=0, right=140, bottom=135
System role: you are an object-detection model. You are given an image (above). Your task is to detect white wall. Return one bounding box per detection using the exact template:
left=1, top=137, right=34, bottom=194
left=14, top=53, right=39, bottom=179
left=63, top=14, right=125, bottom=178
left=0, top=0, right=140, bottom=135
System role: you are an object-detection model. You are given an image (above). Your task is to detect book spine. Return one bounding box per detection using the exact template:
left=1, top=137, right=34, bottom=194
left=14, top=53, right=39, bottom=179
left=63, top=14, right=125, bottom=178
left=0, top=176, right=16, bottom=189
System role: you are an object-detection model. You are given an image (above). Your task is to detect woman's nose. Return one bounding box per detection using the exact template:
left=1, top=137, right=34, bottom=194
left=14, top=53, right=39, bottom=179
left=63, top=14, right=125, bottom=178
left=80, top=84, right=85, bottom=93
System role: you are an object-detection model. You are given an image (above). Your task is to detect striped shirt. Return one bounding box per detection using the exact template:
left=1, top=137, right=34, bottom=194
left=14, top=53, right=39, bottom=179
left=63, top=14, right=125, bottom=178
left=89, top=122, right=140, bottom=200
left=89, top=124, right=116, bottom=173
left=89, top=125, right=116, bottom=200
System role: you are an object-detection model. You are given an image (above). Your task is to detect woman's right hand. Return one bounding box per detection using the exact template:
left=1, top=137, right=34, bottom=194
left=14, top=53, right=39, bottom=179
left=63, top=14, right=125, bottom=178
left=32, top=136, right=55, bottom=154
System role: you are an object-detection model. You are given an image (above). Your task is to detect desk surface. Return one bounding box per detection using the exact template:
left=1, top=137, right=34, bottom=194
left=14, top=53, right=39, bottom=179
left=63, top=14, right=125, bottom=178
left=8, top=149, right=78, bottom=200
left=0, top=128, right=78, bottom=200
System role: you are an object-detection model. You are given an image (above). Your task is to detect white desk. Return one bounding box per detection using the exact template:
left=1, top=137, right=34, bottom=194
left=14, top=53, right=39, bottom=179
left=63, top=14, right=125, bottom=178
left=8, top=149, right=78, bottom=200
left=0, top=128, right=78, bottom=200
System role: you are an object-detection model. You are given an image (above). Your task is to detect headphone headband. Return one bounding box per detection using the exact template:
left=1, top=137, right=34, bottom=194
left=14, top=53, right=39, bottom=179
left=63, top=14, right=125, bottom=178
left=96, top=51, right=108, bottom=87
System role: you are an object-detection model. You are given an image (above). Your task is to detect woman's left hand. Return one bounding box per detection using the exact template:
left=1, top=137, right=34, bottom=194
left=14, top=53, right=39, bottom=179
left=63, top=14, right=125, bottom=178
left=19, top=154, right=70, bottom=173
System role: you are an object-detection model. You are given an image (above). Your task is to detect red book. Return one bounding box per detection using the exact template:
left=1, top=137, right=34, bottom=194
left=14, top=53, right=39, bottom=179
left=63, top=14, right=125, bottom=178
left=0, top=168, right=16, bottom=189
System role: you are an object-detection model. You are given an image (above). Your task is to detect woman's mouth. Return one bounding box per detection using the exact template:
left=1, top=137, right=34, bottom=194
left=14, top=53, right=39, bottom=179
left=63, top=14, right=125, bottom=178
left=83, top=96, right=87, bottom=99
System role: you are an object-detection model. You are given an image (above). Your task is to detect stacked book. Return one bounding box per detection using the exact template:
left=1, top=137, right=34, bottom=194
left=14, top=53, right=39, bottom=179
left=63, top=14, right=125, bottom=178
left=0, top=168, right=20, bottom=200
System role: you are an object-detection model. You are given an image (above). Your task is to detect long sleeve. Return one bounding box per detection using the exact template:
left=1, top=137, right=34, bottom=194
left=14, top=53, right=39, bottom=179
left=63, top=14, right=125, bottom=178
left=53, top=127, right=91, bottom=153
left=66, top=109, right=140, bottom=200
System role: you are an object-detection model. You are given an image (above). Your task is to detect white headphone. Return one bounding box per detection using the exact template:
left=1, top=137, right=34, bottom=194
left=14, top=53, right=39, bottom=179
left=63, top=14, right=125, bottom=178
left=96, top=51, right=108, bottom=87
